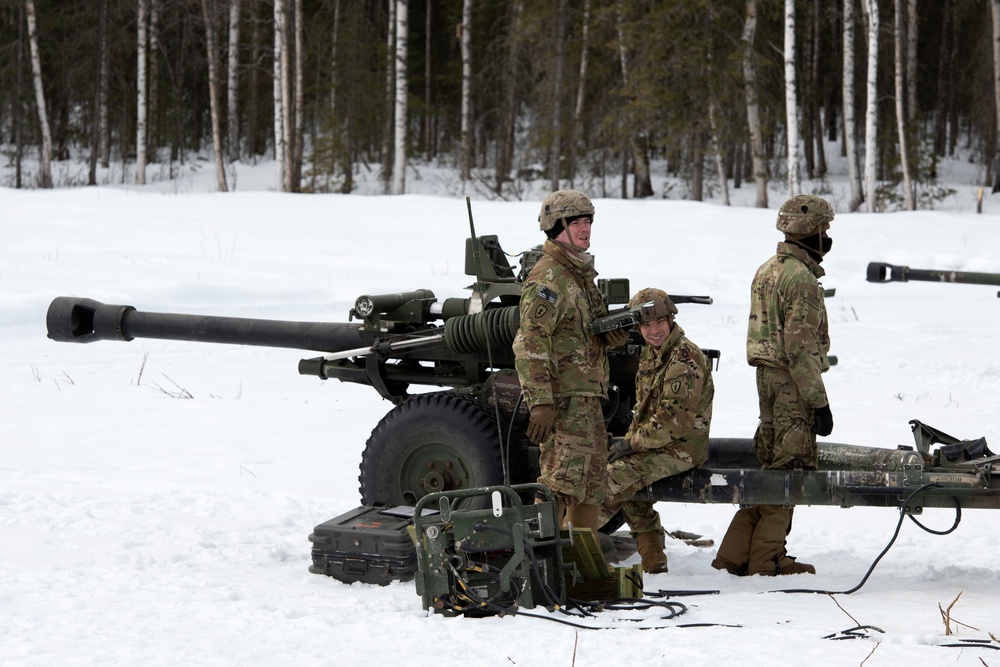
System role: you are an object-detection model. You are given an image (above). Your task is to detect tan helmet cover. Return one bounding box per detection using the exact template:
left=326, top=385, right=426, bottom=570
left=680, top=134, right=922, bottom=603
left=538, top=189, right=596, bottom=232
left=776, top=194, right=835, bottom=236
left=628, top=287, right=678, bottom=323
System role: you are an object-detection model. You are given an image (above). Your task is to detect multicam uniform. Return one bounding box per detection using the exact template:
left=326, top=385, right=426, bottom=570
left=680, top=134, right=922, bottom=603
left=714, top=240, right=830, bottom=576
left=513, top=239, right=611, bottom=506
left=606, top=324, right=714, bottom=533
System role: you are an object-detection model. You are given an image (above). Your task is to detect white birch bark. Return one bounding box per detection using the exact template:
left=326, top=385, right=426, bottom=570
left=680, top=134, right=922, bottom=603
left=709, top=101, right=730, bottom=206
left=743, top=0, right=768, bottom=208
left=136, top=0, right=149, bottom=185
left=784, top=0, right=800, bottom=195
left=25, top=0, right=52, bottom=188
left=992, top=0, right=1000, bottom=191
left=843, top=0, right=863, bottom=211
left=201, top=0, right=228, bottom=192
left=863, top=0, right=879, bottom=211
left=273, top=0, right=286, bottom=191
left=227, top=0, right=241, bottom=162
left=459, top=0, right=472, bottom=181
left=893, top=0, right=914, bottom=209
left=391, top=0, right=408, bottom=195
left=381, top=0, right=396, bottom=191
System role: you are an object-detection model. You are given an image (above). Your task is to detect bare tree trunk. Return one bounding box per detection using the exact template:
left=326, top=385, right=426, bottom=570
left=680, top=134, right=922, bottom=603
left=495, top=0, right=521, bottom=195
left=291, top=0, right=304, bottom=190
left=784, top=0, right=800, bottom=194
left=862, top=0, right=879, bottom=211
left=98, top=0, right=111, bottom=168
left=89, top=0, right=109, bottom=185
left=25, top=0, right=52, bottom=188
left=227, top=0, right=241, bottom=162
left=843, top=0, right=863, bottom=211
left=459, top=0, right=472, bottom=181
left=423, top=0, right=431, bottom=161
left=614, top=1, right=651, bottom=198
left=136, top=0, right=149, bottom=185
left=743, top=0, right=768, bottom=207
left=548, top=0, right=566, bottom=192
left=894, top=0, right=914, bottom=209
left=811, top=0, right=826, bottom=175
left=381, top=0, right=396, bottom=192
left=569, top=0, right=590, bottom=189
left=201, top=0, right=228, bottom=191
left=992, top=0, right=1000, bottom=192
left=391, top=0, right=408, bottom=194
left=273, top=0, right=287, bottom=191
left=709, top=102, right=730, bottom=206
left=906, top=0, right=917, bottom=123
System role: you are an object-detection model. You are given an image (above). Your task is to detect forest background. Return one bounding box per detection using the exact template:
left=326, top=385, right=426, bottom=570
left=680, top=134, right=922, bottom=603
left=2, top=0, right=998, bottom=212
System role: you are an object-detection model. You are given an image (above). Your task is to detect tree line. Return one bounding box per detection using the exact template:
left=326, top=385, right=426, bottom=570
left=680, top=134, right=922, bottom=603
left=2, top=0, right=998, bottom=211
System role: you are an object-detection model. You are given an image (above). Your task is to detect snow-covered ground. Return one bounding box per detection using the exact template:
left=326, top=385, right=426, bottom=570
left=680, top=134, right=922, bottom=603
left=3, top=156, right=1000, bottom=665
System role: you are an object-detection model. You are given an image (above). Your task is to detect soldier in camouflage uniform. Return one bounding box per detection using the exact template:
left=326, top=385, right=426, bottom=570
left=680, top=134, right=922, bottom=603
left=712, top=194, right=835, bottom=577
left=513, top=190, right=629, bottom=536
left=602, top=288, right=714, bottom=574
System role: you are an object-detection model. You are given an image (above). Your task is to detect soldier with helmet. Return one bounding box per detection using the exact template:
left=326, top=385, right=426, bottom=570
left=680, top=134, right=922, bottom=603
left=513, top=189, right=629, bottom=538
left=602, top=288, right=715, bottom=574
left=712, top=194, right=835, bottom=577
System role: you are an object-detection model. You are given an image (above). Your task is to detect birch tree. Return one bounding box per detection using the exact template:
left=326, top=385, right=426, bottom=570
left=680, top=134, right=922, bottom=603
left=459, top=0, right=472, bottom=181
left=743, top=0, right=768, bottom=207
left=136, top=0, right=150, bottom=185
left=273, top=0, right=287, bottom=191
left=391, top=0, right=408, bottom=195
left=495, top=0, right=522, bottom=194
left=89, top=0, right=109, bottom=185
left=227, top=0, right=241, bottom=162
left=569, top=0, right=590, bottom=189
left=862, top=0, right=880, bottom=211
left=843, top=0, right=863, bottom=211
left=784, top=0, right=800, bottom=195
left=25, top=0, right=52, bottom=188
left=381, top=0, right=396, bottom=191
left=894, top=0, right=914, bottom=209
left=201, top=0, right=228, bottom=192
left=292, top=0, right=304, bottom=189
left=992, top=0, right=1000, bottom=192
left=906, top=0, right=917, bottom=124
left=864, top=0, right=879, bottom=213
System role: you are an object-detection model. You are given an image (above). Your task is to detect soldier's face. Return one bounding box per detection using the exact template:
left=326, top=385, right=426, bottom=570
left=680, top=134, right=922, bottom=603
left=639, top=317, right=671, bottom=348
left=556, top=217, right=592, bottom=251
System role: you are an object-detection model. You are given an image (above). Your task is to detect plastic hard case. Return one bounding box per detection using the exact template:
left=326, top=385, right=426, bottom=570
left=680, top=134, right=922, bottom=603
left=308, top=505, right=418, bottom=586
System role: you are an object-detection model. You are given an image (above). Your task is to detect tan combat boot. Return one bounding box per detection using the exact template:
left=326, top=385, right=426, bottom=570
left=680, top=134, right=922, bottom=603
left=635, top=531, right=668, bottom=574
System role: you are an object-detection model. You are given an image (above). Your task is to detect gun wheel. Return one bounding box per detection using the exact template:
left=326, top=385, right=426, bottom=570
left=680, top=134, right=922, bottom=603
left=359, top=392, right=508, bottom=507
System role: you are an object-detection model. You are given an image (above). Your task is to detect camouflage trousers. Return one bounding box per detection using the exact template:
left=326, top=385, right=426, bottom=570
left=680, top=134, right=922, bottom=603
left=754, top=365, right=818, bottom=470
left=599, top=450, right=697, bottom=535
left=538, top=395, right=608, bottom=506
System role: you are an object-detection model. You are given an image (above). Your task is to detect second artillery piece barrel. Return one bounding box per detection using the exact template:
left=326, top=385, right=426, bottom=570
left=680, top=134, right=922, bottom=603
left=867, top=261, right=1000, bottom=290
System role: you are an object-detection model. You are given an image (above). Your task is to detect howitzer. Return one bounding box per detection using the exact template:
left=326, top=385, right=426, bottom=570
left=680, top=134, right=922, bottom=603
left=45, top=235, right=1000, bottom=523
left=867, top=261, right=1000, bottom=296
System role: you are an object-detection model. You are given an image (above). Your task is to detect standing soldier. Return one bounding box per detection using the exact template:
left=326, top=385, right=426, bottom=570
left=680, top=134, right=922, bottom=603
left=712, top=194, right=835, bottom=576
left=602, top=288, right=714, bottom=574
left=513, top=190, right=629, bottom=536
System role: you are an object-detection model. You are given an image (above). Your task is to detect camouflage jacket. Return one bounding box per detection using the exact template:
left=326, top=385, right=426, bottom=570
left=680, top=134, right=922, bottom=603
left=746, top=242, right=830, bottom=408
left=626, top=324, right=713, bottom=465
left=513, top=239, right=610, bottom=407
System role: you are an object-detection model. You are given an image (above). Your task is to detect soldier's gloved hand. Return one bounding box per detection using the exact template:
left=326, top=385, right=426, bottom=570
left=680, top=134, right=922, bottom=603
left=609, top=439, right=635, bottom=463
left=812, top=404, right=834, bottom=436
left=602, top=328, right=630, bottom=349
left=526, top=404, right=556, bottom=444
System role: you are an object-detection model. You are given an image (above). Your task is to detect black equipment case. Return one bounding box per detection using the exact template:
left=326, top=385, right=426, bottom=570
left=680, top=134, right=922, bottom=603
left=308, top=505, right=419, bottom=586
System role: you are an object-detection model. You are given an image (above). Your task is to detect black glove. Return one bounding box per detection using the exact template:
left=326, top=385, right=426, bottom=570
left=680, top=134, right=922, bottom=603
left=526, top=404, right=556, bottom=444
left=812, top=404, right=834, bottom=436
left=609, top=439, right=635, bottom=463
left=603, top=328, right=630, bottom=349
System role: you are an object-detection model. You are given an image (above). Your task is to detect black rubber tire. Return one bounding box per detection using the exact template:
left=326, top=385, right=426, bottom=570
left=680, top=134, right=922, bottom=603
left=359, top=392, right=506, bottom=507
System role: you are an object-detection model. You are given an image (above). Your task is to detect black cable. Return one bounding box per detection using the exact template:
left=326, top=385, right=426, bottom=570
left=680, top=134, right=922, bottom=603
left=773, top=482, right=958, bottom=595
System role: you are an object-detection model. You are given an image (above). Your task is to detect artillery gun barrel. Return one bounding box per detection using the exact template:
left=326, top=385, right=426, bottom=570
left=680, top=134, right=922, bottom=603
left=46, top=296, right=368, bottom=353
left=867, top=261, right=1000, bottom=287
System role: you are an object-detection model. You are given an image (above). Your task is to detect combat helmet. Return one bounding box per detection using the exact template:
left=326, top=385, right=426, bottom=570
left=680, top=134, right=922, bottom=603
left=628, top=288, right=678, bottom=323
left=538, top=189, right=595, bottom=237
left=776, top=195, right=835, bottom=236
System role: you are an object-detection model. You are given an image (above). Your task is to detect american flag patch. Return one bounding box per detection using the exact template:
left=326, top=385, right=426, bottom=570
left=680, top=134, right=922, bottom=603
left=536, top=286, right=558, bottom=304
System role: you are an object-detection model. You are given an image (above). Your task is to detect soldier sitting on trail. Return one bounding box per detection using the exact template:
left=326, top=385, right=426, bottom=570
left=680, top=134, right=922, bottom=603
left=600, top=288, right=715, bottom=574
